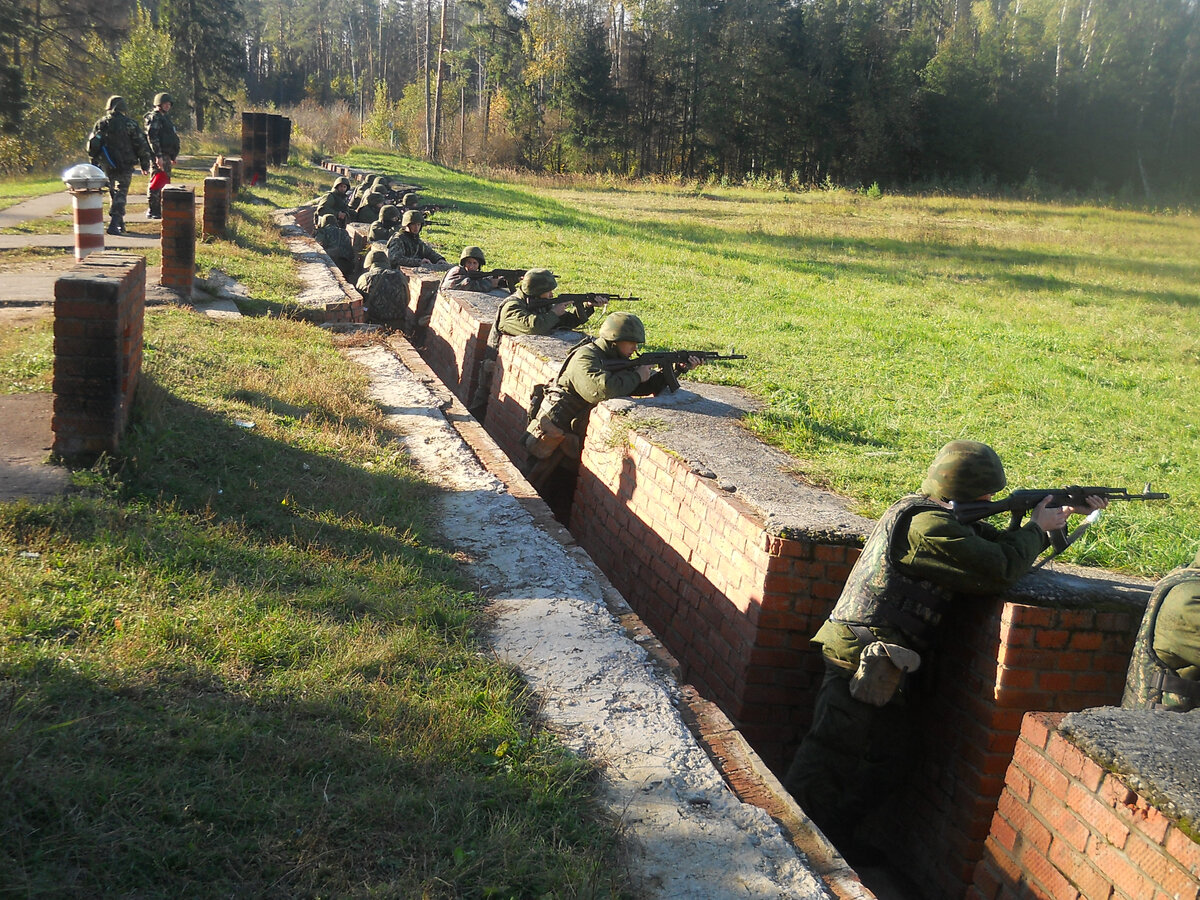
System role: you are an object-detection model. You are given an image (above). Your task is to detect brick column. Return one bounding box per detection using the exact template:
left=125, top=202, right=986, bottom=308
left=52, top=253, right=146, bottom=462
left=160, top=185, right=195, bottom=293
left=223, top=157, right=243, bottom=193
left=203, top=176, right=230, bottom=238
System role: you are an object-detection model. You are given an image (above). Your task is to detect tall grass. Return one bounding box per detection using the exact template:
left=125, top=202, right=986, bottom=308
left=346, top=151, right=1200, bottom=576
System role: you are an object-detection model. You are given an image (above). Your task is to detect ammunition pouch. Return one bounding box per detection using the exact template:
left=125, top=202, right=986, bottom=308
left=525, top=414, right=567, bottom=459
left=849, top=641, right=922, bottom=707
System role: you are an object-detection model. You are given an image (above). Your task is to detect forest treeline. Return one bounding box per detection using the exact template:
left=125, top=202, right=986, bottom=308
left=2, top=0, right=1197, bottom=198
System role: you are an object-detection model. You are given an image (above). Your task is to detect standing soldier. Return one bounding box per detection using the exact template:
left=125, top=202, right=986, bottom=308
left=521, top=312, right=702, bottom=488
left=783, top=441, right=1106, bottom=857
left=315, top=176, right=353, bottom=225
left=1123, top=544, right=1200, bottom=712
left=366, top=205, right=403, bottom=244
left=442, top=247, right=506, bottom=293
left=87, top=96, right=151, bottom=235
left=143, top=92, right=180, bottom=220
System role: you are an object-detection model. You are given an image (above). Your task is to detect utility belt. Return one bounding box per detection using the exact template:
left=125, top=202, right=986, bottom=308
left=1149, top=668, right=1200, bottom=711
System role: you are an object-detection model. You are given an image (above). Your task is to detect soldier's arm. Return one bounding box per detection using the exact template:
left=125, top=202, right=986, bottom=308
left=899, top=508, right=1046, bottom=594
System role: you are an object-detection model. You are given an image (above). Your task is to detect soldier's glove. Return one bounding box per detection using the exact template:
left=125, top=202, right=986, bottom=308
left=849, top=641, right=921, bottom=707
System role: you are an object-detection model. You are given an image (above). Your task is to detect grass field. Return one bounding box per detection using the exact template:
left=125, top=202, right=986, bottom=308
left=343, top=152, right=1200, bottom=577
left=1, top=171, right=625, bottom=897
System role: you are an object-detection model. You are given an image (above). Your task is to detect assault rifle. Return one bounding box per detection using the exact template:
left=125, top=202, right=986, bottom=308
left=601, top=350, right=747, bottom=395
left=478, top=268, right=530, bottom=286
left=530, top=292, right=640, bottom=312
left=951, top=484, right=1169, bottom=557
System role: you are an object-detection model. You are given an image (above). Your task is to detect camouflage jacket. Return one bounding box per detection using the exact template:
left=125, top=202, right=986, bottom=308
left=442, top=265, right=498, bottom=294
left=355, top=267, right=409, bottom=323
left=537, top=338, right=670, bottom=435
left=90, top=111, right=151, bottom=172
left=1123, top=564, right=1200, bottom=711
left=489, top=290, right=591, bottom=348
left=815, top=495, right=1047, bottom=663
left=314, top=223, right=354, bottom=265
left=385, top=230, right=445, bottom=268
left=144, top=108, right=180, bottom=159
left=366, top=221, right=399, bottom=244
left=315, top=190, right=351, bottom=221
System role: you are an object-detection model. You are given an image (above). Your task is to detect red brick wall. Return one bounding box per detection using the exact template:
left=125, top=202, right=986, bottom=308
left=401, top=270, right=442, bottom=333
left=293, top=203, right=315, bottom=236
left=422, top=288, right=492, bottom=404
left=892, top=602, right=1140, bottom=900
left=52, top=252, right=146, bottom=462
left=972, top=712, right=1200, bottom=900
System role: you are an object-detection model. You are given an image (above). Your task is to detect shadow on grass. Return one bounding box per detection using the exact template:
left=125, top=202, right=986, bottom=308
left=0, top=369, right=621, bottom=896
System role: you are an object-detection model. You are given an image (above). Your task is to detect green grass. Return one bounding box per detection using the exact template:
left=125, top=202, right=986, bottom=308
left=1, top=310, right=625, bottom=897
left=0, top=175, right=66, bottom=212
left=345, top=151, right=1200, bottom=576
left=0, top=316, right=52, bottom=393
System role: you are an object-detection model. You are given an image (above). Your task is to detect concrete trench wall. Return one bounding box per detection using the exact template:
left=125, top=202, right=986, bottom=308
left=292, top=186, right=1195, bottom=899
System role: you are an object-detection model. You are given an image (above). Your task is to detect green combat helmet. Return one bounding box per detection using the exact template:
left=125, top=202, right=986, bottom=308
left=317, top=214, right=339, bottom=229
left=460, top=246, right=486, bottom=264
left=401, top=192, right=419, bottom=208
left=378, top=205, right=401, bottom=224
left=401, top=209, right=425, bottom=227
left=920, top=440, right=1007, bottom=502
left=363, top=190, right=385, bottom=207
left=363, top=248, right=391, bottom=270
left=520, top=268, right=558, bottom=297
left=107, top=95, right=127, bottom=113
left=333, top=176, right=351, bottom=191
left=598, top=312, right=646, bottom=344
left=154, top=92, right=174, bottom=107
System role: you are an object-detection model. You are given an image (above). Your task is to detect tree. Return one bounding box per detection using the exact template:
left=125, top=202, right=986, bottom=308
left=161, top=0, right=246, bottom=131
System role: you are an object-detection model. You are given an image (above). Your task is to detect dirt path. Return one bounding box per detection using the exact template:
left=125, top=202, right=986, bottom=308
left=347, top=344, right=834, bottom=899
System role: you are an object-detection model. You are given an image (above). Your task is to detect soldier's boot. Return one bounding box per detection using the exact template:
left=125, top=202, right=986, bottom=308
left=147, top=190, right=162, bottom=219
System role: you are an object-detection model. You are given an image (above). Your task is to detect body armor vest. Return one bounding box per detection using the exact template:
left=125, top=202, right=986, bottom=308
left=828, top=495, right=959, bottom=651
left=1122, top=567, right=1200, bottom=711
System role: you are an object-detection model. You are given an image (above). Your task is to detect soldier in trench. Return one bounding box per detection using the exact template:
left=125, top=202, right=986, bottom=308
left=1123, top=543, right=1200, bottom=712
left=783, top=440, right=1107, bottom=857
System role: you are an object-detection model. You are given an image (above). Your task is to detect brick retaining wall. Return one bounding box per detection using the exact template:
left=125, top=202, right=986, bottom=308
left=421, top=288, right=504, bottom=405
left=972, top=712, right=1200, bottom=900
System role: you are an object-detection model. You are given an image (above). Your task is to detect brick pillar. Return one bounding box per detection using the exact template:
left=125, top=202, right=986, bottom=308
left=203, top=176, right=230, bottom=238
left=52, top=253, right=146, bottom=462
left=223, top=157, right=243, bottom=193
left=240, top=113, right=255, bottom=184
left=160, top=185, right=195, bottom=293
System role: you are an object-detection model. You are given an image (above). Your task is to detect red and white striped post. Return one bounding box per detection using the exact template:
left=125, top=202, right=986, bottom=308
left=61, top=164, right=109, bottom=261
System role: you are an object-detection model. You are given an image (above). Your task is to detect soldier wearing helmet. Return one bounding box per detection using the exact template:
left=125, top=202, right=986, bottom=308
left=313, top=213, right=355, bottom=282
left=384, top=210, right=448, bottom=270
left=315, top=176, right=353, bottom=225
left=1123, top=543, right=1200, bottom=712
left=519, top=312, right=705, bottom=488
left=784, top=440, right=1106, bottom=853
left=366, top=205, right=404, bottom=244
left=492, top=268, right=597, bottom=341
left=442, top=247, right=505, bottom=294
left=87, top=95, right=151, bottom=235
left=143, top=91, right=180, bottom=220
left=355, top=247, right=409, bottom=324
left=354, top=189, right=387, bottom=224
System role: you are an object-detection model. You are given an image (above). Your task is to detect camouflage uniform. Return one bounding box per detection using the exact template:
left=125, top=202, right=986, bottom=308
left=442, top=265, right=500, bottom=293
left=88, top=96, right=151, bottom=233
left=355, top=191, right=385, bottom=224
left=385, top=229, right=446, bottom=268
left=315, top=177, right=352, bottom=224
left=366, top=206, right=402, bottom=244
left=1123, top=548, right=1200, bottom=712
left=313, top=214, right=355, bottom=283
left=143, top=93, right=180, bottom=219
left=355, top=251, right=409, bottom=324
left=493, top=290, right=592, bottom=343
left=783, top=441, right=1048, bottom=848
